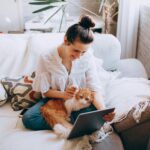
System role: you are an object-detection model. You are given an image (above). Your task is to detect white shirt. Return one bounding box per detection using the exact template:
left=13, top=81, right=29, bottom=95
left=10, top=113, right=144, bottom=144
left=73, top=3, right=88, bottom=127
left=32, top=47, right=103, bottom=94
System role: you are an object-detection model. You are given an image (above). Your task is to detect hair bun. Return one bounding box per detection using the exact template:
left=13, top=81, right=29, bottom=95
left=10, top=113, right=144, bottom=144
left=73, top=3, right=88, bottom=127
left=79, top=15, right=95, bottom=29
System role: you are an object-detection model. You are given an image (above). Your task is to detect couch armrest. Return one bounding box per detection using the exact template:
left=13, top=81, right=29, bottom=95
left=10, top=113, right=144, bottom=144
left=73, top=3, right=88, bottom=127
left=147, top=138, right=150, bottom=150
left=113, top=105, right=150, bottom=150
left=113, top=105, right=150, bottom=133
left=117, top=58, right=148, bottom=78
left=119, top=120, right=150, bottom=150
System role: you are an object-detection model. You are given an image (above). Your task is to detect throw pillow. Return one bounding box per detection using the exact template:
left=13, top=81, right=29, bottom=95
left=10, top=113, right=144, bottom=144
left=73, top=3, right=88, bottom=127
left=0, top=82, right=8, bottom=106
left=1, top=72, right=42, bottom=111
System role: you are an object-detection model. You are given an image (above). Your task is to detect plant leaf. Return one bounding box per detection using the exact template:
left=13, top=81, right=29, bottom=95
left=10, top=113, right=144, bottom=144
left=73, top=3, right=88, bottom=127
left=32, top=5, right=55, bottom=13
left=31, top=0, right=62, bottom=2
left=50, top=0, right=63, bottom=1
left=29, top=2, right=52, bottom=5
left=29, top=0, right=63, bottom=5
left=44, top=5, right=64, bottom=24
left=32, top=0, right=49, bottom=1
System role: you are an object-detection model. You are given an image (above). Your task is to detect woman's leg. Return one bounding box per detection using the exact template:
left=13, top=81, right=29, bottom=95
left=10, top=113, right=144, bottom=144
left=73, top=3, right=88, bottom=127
left=71, top=104, right=97, bottom=123
left=22, top=98, right=52, bottom=130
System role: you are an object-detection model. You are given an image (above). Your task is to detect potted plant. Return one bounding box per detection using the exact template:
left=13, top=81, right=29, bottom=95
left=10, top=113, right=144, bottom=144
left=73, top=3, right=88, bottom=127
left=29, top=0, right=67, bottom=24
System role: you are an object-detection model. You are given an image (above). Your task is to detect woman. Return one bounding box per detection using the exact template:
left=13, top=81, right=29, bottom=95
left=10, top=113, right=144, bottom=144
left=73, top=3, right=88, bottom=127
left=22, top=15, right=113, bottom=130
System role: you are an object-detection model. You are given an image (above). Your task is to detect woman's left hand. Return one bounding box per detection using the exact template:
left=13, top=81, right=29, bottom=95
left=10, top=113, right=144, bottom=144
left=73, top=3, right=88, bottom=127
left=103, top=112, right=115, bottom=122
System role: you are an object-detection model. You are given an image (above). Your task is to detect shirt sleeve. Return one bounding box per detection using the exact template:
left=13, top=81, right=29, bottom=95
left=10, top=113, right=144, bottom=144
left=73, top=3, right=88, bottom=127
left=32, top=54, right=51, bottom=93
left=85, top=55, right=105, bottom=96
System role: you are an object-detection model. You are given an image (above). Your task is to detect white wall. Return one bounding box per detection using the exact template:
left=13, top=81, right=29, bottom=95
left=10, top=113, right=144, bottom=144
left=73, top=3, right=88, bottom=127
left=0, top=0, right=24, bottom=32
left=137, top=1, right=150, bottom=77
left=22, top=0, right=43, bottom=22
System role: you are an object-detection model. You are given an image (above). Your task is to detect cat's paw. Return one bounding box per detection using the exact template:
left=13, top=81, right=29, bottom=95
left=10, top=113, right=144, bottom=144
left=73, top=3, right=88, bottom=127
left=54, top=124, right=70, bottom=138
left=66, top=116, right=71, bottom=122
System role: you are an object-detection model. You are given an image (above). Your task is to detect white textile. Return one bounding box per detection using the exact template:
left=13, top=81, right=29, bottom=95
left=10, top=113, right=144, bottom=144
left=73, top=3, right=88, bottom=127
left=105, top=78, right=150, bottom=122
left=32, top=47, right=103, bottom=94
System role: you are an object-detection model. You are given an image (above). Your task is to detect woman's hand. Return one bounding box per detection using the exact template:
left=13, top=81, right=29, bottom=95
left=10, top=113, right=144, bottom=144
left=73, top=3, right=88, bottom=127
left=63, top=86, right=77, bottom=100
left=103, top=112, right=115, bottom=122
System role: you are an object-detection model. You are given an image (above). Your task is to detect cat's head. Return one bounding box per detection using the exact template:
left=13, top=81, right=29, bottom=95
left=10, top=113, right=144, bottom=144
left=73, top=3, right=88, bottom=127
left=75, top=88, right=94, bottom=105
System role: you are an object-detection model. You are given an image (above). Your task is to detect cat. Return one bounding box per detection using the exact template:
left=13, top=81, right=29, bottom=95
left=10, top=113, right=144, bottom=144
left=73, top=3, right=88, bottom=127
left=40, top=88, right=94, bottom=138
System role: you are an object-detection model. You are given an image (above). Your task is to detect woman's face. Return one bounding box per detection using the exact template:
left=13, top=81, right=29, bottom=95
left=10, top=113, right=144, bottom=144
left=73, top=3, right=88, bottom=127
left=66, top=40, right=91, bottom=61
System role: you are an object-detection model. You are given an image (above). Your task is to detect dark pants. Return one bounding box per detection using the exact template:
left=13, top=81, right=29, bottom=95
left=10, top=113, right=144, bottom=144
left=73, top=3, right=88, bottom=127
left=22, top=98, right=96, bottom=130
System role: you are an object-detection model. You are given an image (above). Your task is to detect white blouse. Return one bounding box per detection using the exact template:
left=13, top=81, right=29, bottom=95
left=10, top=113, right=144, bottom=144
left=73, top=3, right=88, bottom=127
left=32, top=47, right=103, bottom=94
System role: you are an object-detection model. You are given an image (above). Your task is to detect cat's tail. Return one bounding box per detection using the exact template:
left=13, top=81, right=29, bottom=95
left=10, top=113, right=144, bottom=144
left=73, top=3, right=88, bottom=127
left=54, top=124, right=71, bottom=138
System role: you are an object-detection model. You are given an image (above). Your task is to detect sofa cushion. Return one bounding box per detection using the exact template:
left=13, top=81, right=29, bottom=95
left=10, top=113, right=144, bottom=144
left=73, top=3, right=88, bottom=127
left=0, top=34, right=29, bottom=76
left=117, top=59, right=147, bottom=78
left=0, top=117, right=18, bottom=135
left=0, top=82, right=8, bottom=106
left=0, top=102, right=20, bottom=117
left=92, top=33, right=121, bottom=71
left=1, top=72, right=41, bottom=111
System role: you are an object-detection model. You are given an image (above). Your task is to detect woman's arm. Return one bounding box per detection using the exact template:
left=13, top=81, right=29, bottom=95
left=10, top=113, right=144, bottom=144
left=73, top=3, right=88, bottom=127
left=85, top=54, right=106, bottom=110
left=92, top=92, right=105, bottom=110
left=93, top=91, right=115, bottom=122
left=43, top=86, right=77, bottom=100
left=43, top=89, right=65, bottom=99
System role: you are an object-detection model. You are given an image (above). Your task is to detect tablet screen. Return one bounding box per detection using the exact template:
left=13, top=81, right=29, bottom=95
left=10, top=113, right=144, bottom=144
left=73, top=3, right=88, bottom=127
left=67, top=107, right=115, bottom=139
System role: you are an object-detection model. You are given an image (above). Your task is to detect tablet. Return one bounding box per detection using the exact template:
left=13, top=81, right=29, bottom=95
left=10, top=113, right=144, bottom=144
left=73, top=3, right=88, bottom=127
left=67, top=107, right=115, bottom=139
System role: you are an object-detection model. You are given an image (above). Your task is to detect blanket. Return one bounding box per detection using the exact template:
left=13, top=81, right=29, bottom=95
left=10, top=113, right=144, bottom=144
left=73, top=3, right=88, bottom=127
left=105, top=78, right=150, bottom=123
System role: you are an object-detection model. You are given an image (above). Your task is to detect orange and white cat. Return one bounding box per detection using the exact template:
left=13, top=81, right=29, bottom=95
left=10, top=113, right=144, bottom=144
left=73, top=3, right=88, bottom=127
left=41, top=88, right=94, bottom=138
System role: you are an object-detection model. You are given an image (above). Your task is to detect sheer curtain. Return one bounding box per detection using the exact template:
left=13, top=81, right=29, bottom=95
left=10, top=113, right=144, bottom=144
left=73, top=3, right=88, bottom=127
left=117, top=0, right=141, bottom=58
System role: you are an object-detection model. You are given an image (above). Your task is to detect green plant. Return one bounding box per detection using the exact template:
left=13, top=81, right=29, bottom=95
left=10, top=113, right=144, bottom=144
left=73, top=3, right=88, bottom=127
left=29, top=0, right=65, bottom=13
left=29, top=0, right=66, bottom=24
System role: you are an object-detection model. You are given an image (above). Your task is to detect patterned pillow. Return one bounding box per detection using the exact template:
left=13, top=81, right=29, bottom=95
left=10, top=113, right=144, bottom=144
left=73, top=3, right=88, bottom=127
left=1, top=72, right=42, bottom=111
left=0, top=82, right=8, bottom=106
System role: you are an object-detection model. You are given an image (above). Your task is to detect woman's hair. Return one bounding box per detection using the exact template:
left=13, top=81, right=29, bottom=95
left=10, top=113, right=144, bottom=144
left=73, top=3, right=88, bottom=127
left=65, top=15, right=95, bottom=44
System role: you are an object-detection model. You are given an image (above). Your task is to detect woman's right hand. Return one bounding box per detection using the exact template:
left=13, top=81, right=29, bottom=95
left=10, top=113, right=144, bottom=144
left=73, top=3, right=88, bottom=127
left=63, top=86, right=77, bottom=100
left=103, top=112, right=115, bottom=122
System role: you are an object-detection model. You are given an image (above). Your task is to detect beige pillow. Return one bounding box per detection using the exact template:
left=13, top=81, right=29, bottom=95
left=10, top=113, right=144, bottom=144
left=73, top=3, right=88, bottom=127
left=1, top=72, right=41, bottom=111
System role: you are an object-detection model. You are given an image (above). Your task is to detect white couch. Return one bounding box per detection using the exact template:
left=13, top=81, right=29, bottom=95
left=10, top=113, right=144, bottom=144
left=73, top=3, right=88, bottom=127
left=0, top=33, right=149, bottom=150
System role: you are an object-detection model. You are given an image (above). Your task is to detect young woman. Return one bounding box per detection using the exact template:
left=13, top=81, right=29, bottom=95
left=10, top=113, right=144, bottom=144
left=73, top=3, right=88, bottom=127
left=22, top=15, right=113, bottom=130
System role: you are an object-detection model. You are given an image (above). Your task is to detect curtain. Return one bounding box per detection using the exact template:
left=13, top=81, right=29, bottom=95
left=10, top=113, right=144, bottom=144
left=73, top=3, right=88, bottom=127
left=117, top=0, right=141, bottom=58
